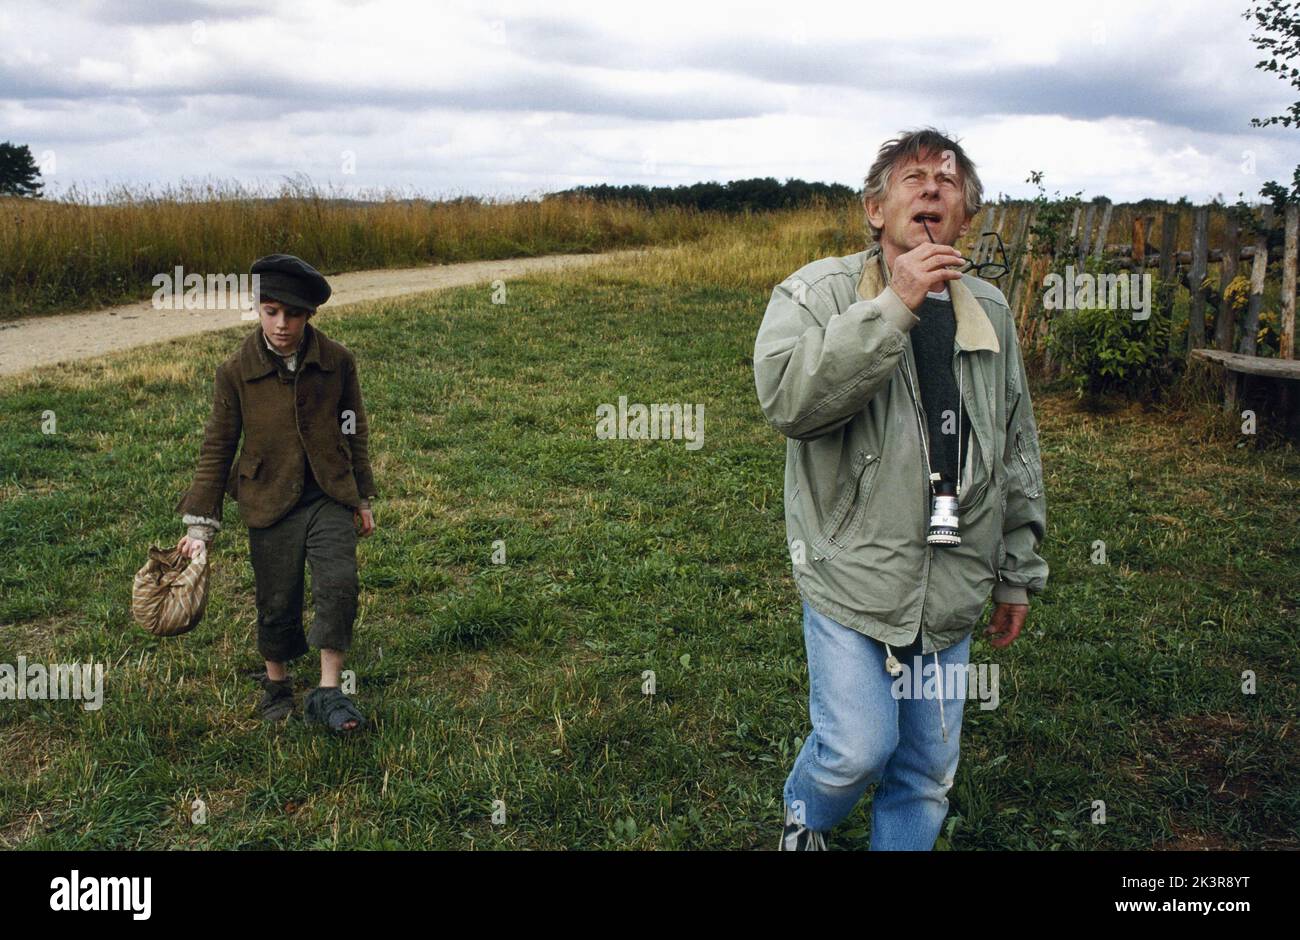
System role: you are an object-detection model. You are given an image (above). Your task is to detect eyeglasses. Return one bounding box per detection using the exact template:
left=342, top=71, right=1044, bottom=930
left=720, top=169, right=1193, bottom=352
left=921, top=218, right=1011, bottom=280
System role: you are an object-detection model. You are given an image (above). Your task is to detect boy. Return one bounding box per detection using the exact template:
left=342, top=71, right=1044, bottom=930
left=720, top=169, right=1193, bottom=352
left=175, top=253, right=378, bottom=731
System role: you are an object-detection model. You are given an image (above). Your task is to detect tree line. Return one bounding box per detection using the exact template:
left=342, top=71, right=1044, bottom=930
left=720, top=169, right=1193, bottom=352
left=545, top=177, right=858, bottom=212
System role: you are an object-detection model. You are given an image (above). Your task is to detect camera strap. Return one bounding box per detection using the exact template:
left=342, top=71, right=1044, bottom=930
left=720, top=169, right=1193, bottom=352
left=900, top=351, right=963, bottom=500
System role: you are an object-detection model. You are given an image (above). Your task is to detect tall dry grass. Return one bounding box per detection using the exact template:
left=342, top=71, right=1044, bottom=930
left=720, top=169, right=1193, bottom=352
left=585, top=202, right=870, bottom=293
left=8, top=179, right=1243, bottom=325
left=0, top=179, right=725, bottom=319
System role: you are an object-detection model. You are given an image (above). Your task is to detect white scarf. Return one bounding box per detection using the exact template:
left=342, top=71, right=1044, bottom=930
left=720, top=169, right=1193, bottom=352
left=262, top=328, right=305, bottom=372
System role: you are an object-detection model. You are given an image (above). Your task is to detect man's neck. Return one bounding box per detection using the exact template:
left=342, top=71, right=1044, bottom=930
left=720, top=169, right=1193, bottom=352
left=879, top=241, right=903, bottom=282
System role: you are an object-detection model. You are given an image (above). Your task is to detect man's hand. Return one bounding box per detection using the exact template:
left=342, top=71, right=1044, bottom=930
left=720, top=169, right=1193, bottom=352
left=355, top=507, right=375, bottom=537
left=891, top=242, right=964, bottom=310
left=984, top=602, right=1028, bottom=648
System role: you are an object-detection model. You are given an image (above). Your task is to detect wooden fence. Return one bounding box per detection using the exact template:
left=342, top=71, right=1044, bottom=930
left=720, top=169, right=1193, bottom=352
left=953, top=199, right=1299, bottom=373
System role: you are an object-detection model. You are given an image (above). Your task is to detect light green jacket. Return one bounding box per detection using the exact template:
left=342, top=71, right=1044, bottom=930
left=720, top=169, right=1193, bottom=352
left=753, top=245, right=1048, bottom=654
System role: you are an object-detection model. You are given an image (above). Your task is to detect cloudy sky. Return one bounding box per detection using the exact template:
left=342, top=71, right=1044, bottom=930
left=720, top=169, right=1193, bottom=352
left=3, top=0, right=1297, bottom=202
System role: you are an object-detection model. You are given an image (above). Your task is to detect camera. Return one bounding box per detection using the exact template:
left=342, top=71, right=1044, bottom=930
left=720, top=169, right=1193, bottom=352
left=926, top=473, right=960, bottom=546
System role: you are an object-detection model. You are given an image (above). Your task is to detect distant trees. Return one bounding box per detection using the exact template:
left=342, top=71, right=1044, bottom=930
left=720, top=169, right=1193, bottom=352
left=0, top=142, right=44, bottom=198
left=546, top=177, right=857, bottom=212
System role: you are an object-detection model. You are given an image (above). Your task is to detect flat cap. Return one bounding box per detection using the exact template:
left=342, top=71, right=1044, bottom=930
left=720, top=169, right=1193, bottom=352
left=250, top=253, right=332, bottom=311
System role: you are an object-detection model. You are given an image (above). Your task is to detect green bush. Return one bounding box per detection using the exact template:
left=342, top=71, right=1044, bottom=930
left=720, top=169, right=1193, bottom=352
left=1045, top=257, right=1176, bottom=400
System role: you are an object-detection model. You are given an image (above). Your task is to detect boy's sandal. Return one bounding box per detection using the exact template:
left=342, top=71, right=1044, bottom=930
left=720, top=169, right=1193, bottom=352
left=304, top=686, right=367, bottom=732
left=256, top=675, right=296, bottom=723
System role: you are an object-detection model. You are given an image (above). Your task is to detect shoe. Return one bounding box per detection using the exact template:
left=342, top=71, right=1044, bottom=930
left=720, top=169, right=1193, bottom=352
left=255, top=674, right=295, bottom=723
left=304, top=685, right=367, bottom=733
left=778, top=805, right=827, bottom=851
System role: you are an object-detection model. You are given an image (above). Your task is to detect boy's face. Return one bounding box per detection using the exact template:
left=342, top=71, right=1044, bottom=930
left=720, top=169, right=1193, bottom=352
left=258, top=299, right=310, bottom=354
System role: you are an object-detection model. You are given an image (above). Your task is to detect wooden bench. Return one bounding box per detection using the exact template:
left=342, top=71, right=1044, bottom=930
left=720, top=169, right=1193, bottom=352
left=1190, top=349, right=1300, bottom=427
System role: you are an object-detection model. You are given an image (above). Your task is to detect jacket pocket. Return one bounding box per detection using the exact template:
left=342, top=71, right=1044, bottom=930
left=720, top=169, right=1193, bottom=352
left=1012, top=427, right=1042, bottom=499
left=959, top=446, right=991, bottom=511
left=811, top=451, right=881, bottom=562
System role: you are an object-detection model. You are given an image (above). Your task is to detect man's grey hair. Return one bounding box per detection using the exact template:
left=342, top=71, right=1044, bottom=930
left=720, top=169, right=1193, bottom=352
left=861, top=127, right=983, bottom=242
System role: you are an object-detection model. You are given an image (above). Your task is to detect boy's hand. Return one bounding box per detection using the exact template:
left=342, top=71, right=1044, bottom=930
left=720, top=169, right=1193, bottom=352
left=176, top=535, right=208, bottom=560
left=355, top=507, right=375, bottom=537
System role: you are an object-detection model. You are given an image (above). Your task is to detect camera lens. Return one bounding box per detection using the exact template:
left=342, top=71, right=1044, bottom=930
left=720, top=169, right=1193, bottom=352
left=927, top=478, right=960, bottom=546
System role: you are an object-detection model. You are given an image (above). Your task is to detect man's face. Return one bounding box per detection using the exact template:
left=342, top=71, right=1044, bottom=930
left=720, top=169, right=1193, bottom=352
left=258, top=300, right=309, bottom=353
left=865, top=150, right=971, bottom=256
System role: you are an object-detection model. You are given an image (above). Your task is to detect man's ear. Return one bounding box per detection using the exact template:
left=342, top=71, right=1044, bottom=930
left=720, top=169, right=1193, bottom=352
left=864, top=196, right=885, bottom=232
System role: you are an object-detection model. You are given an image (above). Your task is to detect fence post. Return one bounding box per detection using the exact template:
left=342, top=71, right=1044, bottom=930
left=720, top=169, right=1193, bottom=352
left=1077, top=203, right=1097, bottom=265
left=1159, top=212, right=1179, bottom=355
left=1215, top=215, right=1240, bottom=351
left=1093, top=200, right=1113, bottom=260
left=1007, top=203, right=1035, bottom=310
left=976, top=203, right=1001, bottom=264
left=1283, top=203, right=1298, bottom=360
left=1240, top=206, right=1272, bottom=357
left=1186, top=206, right=1210, bottom=354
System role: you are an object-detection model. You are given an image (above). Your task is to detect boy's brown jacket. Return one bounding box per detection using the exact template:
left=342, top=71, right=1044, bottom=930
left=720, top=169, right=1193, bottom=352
left=175, top=321, right=376, bottom=529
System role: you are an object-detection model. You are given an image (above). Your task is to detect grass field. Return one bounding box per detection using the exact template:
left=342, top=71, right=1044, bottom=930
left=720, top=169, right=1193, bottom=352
left=0, top=229, right=1296, bottom=850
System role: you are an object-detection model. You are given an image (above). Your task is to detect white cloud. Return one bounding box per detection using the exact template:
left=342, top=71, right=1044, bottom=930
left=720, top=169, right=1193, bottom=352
left=3, top=0, right=1296, bottom=200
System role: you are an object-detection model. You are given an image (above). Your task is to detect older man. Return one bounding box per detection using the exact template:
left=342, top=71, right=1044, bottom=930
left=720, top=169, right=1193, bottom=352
left=754, top=128, right=1048, bottom=850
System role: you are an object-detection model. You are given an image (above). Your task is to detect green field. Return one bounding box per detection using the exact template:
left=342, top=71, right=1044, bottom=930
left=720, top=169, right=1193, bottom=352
left=1, top=240, right=1296, bottom=850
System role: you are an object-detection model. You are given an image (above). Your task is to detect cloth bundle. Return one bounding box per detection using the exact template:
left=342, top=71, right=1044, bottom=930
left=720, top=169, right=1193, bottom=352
left=131, top=545, right=209, bottom=637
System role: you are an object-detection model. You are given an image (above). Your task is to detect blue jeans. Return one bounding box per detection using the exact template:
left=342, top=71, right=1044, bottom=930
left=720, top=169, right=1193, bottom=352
left=783, top=601, right=971, bottom=850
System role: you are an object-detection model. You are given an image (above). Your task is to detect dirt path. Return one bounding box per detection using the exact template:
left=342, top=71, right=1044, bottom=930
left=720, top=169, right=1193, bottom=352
left=0, top=250, right=641, bottom=377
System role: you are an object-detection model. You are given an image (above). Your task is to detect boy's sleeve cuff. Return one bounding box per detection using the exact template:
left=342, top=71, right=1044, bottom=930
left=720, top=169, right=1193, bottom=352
left=993, top=581, right=1030, bottom=605
left=874, top=286, right=921, bottom=334
left=182, top=514, right=220, bottom=541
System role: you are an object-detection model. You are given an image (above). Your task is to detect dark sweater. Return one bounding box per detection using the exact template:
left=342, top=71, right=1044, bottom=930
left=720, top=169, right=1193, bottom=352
left=909, top=294, right=970, bottom=489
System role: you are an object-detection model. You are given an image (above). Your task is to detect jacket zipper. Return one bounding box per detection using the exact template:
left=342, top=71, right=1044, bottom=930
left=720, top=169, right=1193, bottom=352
left=900, top=344, right=932, bottom=648
left=1016, top=443, right=1033, bottom=484
left=1014, top=430, right=1039, bottom=497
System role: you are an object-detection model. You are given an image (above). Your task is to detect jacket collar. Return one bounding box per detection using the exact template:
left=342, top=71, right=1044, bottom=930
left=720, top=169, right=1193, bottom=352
left=240, top=320, right=334, bottom=381
left=856, top=246, right=1000, bottom=354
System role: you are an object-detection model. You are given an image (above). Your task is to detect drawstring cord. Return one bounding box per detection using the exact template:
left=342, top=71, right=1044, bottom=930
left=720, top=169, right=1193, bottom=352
left=883, top=644, right=949, bottom=744
left=936, top=650, right=948, bottom=743
left=884, top=643, right=901, bottom=676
